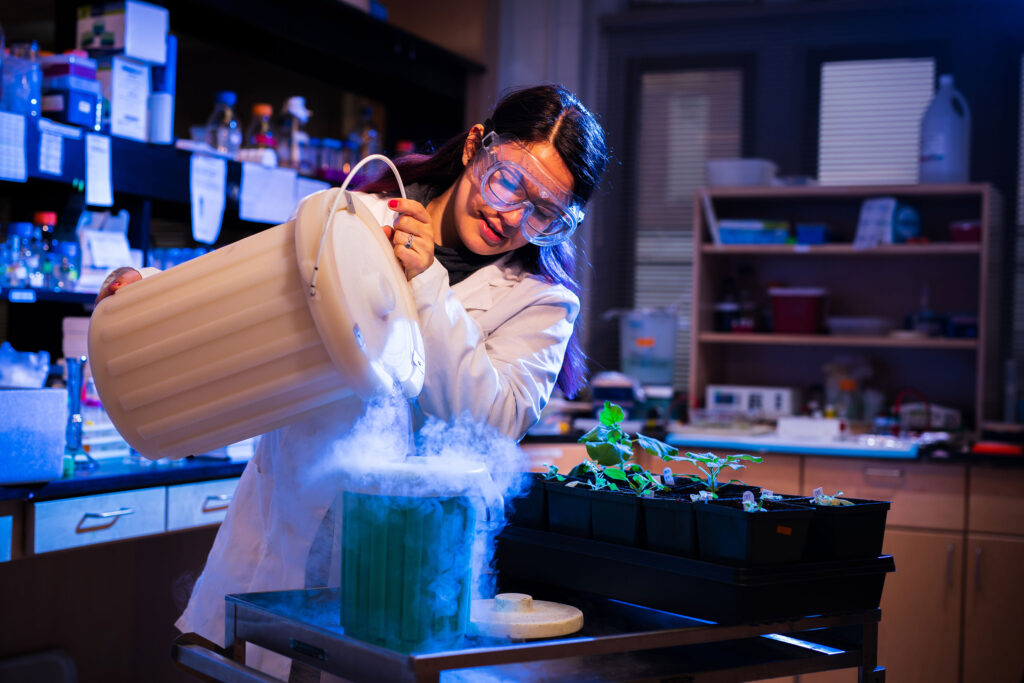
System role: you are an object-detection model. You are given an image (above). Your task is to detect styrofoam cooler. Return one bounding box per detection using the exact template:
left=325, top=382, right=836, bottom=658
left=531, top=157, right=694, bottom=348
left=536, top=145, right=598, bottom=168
left=88, top=189, right=425, bottom=460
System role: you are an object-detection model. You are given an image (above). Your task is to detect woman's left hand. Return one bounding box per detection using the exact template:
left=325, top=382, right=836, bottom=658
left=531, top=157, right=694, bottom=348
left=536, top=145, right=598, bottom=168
left=383, top=198, right=435, bottom=280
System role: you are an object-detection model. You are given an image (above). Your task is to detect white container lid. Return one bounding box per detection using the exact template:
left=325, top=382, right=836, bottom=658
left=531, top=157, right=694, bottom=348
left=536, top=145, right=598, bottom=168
left=469, top=593, right=583, bottom=639
left=294, top=190, right=425, bottom=401
left=768, top=287, right=827, bottom=297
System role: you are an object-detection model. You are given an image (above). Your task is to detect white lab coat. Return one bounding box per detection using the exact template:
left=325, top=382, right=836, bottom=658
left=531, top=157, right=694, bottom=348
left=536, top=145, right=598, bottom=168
left=174, top=192, right=579, bottom=677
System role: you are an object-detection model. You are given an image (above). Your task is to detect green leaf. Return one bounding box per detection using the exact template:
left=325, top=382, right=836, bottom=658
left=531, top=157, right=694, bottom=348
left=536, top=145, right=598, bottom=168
left=603, top=467, right=629, bottom=481
left=585, top=441, right=633, bottom=466
left=636, top=433, right=679, bottom=460
left=598, top=401, right=626, bottom=426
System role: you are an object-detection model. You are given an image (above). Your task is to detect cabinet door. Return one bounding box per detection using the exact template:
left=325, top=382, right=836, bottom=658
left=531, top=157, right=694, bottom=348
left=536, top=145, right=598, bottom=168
left=877, top=528, right=962, bottom=683
left=967, top=466, right=1024, bottom=535
left=804, top=457, right=966, bottom=531
left=963, top=534, right=1024, bottom=683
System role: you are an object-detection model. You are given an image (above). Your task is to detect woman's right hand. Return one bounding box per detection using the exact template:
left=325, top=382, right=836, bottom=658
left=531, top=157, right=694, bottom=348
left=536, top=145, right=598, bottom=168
left=95, top=267, right=142, bottom=304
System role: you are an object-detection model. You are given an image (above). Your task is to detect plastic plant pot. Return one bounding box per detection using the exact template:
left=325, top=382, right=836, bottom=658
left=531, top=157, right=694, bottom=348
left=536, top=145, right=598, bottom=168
left=544, top=480, right=592, bottom=539
left=799, top=497, right=891, bottom=561
left=590, top=489, right=643, bottom=546
left=507, top=473, right=548, bottom=531
left=694, top=499, right=813, bottom=565
left=642, top=494, right=698, bottom=557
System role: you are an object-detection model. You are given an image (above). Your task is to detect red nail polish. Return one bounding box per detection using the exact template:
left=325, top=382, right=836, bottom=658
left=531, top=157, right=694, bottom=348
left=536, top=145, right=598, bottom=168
left=388, top=199, right=398, bottom=209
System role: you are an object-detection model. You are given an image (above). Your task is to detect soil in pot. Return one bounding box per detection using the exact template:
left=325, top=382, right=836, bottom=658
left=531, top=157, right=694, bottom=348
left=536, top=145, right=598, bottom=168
left=507, top=473, right=548, bottom=531
left=798, top=497, right=891, bottom=561
left=590, top=489, right=643, bottom=546
left=694, top=498, right=813, bottom=565
left=544, top=479, right=592, bottom=539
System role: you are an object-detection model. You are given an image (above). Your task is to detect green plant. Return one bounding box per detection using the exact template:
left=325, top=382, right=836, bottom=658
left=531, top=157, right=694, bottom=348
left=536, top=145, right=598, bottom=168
left=677, top=451, right=764, bottom=498
left=574, top=401, right=679, bottom=496
left=541, top=463, right=566, bottom=481
left=811, top=487, right=854, bottom=506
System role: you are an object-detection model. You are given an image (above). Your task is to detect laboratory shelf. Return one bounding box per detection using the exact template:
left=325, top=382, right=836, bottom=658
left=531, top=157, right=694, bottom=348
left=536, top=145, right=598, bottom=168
left=700, top=243, right=981, bottom=255
left=697, top=332, right=979, bottom=350
left=2, top=286, right=98, bottom=306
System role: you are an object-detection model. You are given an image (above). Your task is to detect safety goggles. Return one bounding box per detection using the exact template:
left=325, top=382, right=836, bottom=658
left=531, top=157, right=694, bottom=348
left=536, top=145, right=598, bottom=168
left=470, top=132, right=586, bottom=246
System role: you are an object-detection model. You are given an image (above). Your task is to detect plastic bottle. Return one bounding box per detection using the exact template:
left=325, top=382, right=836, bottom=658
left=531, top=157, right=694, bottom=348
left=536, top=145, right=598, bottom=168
left=919, top=74, right=971, bottom=184
left=205, top=91, right=243, bottom=156
left=245, top=103, right=275, bottom=149
left=52, top=241, right=80, bottom=292
left=34, top=211, right=57, bottom=289
left=4, top=222, right=34, bottom=288
left=350, top=105, right=381, bottom=161
left=0, top=41, right=41, bottom=118
left=276, top=96, right=311, bottom=171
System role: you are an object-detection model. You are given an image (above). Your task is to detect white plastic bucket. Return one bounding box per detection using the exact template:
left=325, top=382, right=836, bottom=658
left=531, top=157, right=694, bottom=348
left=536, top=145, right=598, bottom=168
left=618, top=308, right=678, bottom=386
left=87, top=189, right=424, bottom=461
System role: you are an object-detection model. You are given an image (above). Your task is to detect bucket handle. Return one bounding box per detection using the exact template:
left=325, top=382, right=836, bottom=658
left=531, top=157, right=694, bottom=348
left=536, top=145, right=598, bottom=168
left=309, top=154, right=408, bottom=297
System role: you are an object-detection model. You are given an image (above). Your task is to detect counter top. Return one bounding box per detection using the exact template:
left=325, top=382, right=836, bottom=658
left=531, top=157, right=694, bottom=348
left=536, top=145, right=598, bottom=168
left=0, top=456, right=249, bottom=503
left=666, top=431, right=919, bottom=459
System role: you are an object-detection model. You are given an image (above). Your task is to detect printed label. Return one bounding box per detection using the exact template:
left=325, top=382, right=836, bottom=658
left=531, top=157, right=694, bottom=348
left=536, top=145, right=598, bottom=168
left=776, top=525, right=793, bottom=536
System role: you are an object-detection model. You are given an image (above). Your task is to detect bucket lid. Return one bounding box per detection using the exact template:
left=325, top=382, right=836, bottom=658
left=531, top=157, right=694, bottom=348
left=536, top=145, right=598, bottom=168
left=469, top=593, right=583, bottom=639
left=294, top=189, right=425, bottom=401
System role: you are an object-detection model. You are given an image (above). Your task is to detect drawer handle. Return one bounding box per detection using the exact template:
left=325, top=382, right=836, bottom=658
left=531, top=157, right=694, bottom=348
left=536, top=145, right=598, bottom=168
left=202, top=494, right=233, bottom=513
left=946, top=543, right=955, bottom=588
left=864, top=466, right=904, bottom=479
left=76, top=507, right=135, bottom=533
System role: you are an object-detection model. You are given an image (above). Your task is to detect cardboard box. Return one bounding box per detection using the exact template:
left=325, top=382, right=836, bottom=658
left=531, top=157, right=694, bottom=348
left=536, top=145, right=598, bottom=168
left=77, top=0, right=169, bottom=65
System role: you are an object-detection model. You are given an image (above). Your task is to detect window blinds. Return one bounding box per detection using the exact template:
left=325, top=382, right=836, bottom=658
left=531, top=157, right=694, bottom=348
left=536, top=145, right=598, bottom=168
left=818, top=58, right=935, bottom=186
left=635, top=70, right=742, bottom=389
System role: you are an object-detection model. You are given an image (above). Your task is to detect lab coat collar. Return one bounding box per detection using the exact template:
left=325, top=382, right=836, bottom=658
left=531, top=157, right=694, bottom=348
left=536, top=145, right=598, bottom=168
left=452, top=252, right=522, bottom=310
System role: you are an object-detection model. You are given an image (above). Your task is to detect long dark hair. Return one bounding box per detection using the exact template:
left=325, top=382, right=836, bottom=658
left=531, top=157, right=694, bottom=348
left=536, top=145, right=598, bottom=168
left=359, top=84, right=607, bottom=398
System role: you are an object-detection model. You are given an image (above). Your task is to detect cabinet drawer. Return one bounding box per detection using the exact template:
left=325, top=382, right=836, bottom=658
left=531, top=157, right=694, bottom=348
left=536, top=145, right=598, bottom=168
left=31, top=486, right=167, bottom=554
left=167, top=478, right=239, bottom=531
left=803, top=457, right=966, bottom=530
left=968, top=466, right=1024, bottom=535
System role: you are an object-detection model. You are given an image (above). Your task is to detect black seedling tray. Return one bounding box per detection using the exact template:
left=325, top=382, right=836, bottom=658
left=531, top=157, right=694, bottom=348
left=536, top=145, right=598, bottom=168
left=496, top=526, right=894, bottom=625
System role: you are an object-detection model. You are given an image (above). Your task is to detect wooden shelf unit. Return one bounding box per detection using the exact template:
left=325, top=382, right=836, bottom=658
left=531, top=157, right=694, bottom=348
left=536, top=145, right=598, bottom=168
left=690, top=184, right=1004, bottom=428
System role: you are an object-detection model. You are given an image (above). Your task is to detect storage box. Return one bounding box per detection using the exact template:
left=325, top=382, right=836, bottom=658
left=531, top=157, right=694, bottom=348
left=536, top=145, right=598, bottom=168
left=0, top=388, right=68, bottom=485
left=77, top=0, right=169, bottom=65
left=825, top=316, right=893, bottom=337
left=769, top=287, right=827, bottom=334
left=42, top=88, right=102, bottom=130
left=41, top=53, right=98, bottom=80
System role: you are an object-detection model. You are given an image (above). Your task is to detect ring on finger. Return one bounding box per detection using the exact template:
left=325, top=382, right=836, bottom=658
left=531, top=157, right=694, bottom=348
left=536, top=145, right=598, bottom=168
left=404, top=233, right=414, bottom=249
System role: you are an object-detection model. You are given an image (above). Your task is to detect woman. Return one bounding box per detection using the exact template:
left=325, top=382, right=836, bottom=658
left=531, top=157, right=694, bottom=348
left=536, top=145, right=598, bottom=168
left=99, top=84, right=607, bottom=677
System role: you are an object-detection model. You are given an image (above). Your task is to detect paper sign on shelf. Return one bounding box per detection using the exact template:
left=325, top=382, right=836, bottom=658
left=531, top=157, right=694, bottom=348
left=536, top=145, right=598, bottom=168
left=39, top=132, right=63, bottom=176
left=190, top=154, right=228, bottom=244
left=85, top=133, right=114, bottom=207
left=239, top=162, right=299, bottom=224
left=109, top=56, right=150, bottom=142
left=81, top=228, right=133, bottom=269
left=0, top=112, right=27, bottom=183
